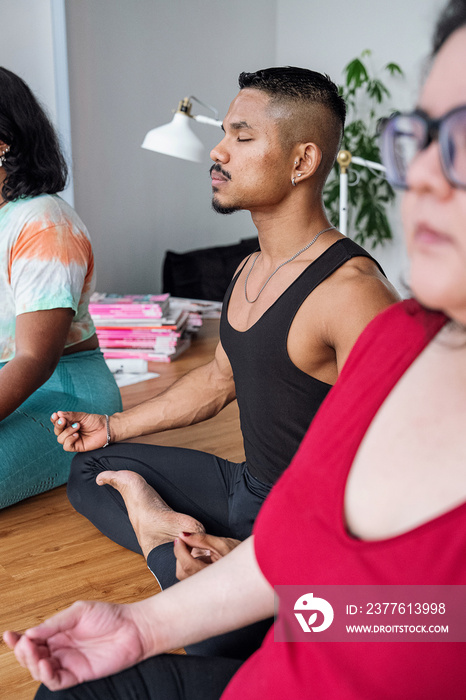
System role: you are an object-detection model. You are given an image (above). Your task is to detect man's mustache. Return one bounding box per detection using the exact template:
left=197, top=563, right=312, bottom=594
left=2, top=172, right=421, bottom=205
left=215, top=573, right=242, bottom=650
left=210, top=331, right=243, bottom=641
left=209, top=164, right=232, bottom=180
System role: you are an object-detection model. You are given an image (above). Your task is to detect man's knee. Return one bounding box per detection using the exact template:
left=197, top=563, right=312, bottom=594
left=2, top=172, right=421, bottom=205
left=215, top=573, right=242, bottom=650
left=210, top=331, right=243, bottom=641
left=67, top=451, right=99, bottom=512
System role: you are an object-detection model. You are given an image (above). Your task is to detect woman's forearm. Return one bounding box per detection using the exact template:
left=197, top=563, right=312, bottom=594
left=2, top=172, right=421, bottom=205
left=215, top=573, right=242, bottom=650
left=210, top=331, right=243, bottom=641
left=0, top=307, right=74, bottom=421
left=0, top=354, right=56, bottom=421
left=132, top=537, right=274, bottom=658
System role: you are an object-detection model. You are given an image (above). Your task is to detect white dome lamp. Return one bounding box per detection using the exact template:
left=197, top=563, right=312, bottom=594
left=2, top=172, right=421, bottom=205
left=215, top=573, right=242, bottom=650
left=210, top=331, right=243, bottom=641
left=141, top=96, right=222, bottom=163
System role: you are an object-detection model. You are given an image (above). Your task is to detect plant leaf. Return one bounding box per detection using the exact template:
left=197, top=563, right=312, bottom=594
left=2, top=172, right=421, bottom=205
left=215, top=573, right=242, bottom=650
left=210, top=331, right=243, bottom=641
left=345, top=58, right=369, bottom=89
left=323, top=49, right=405, bottom=246
left=385, top=62, right=404, bottom=77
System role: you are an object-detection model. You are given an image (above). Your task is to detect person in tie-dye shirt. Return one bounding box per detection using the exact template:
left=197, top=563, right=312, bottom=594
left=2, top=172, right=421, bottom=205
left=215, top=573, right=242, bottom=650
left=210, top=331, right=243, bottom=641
left=0, top=67, right=121, bottom=509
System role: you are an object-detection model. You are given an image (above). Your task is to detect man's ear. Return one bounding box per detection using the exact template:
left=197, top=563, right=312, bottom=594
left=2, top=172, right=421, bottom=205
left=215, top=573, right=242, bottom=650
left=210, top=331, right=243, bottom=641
left=293, top=143, right=322, bottom=182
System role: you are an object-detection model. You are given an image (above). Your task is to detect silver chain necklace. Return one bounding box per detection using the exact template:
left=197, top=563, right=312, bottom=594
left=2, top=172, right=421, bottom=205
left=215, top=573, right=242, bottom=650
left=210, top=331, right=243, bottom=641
left=244, top=226, right=335, bottom=303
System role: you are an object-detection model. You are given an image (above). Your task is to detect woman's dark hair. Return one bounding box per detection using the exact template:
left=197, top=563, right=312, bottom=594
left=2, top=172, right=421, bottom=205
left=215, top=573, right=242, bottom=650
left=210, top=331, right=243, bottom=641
left=432, top=0, right=466, bottom=55
left=0, top=67, right=68, bottom=201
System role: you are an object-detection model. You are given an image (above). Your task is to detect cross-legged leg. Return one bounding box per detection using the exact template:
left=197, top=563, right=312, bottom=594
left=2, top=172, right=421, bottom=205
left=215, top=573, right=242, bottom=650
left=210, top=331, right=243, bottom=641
left=68, top=445, right=273, bottom=659
left=67, top=443, right=243, bottom=559
left=95, top=469, right=205, bottom=557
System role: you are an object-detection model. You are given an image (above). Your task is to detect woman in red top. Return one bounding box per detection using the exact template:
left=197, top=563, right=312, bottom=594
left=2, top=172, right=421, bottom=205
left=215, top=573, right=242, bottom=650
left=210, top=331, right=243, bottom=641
left=5, top=1, right=466, bottom=698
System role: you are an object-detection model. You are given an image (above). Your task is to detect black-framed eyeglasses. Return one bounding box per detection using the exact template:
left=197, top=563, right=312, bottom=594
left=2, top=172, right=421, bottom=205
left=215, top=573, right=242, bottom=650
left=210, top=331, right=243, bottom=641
left=379, top=104, right=466, bottom=189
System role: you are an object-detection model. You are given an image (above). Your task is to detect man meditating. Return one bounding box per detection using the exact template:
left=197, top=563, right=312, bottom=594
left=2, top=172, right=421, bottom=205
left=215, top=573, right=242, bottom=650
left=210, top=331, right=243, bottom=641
left=52, top=66, right=399, bottom=657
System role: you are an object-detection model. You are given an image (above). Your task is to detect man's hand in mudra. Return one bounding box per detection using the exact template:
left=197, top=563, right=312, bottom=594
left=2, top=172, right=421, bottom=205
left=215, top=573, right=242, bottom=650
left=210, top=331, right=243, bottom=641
left=174, top=532, right=241, bottom=580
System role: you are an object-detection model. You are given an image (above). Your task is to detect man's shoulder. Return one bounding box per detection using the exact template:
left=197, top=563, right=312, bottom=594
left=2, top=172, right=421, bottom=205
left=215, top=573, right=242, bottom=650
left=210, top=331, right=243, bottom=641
left=318, top=252, right=399, bottom=305
left=301, top=252, right=400, bottom=354
left=331, top=251, right=384, bottom=280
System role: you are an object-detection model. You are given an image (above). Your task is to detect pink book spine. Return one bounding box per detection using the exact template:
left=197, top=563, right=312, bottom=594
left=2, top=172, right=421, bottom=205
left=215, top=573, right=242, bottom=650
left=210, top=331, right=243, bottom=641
left=91, top=293, right=169, bottom=304
left=89, top=304, right=164, bottom=318
left=100, top=339, right=178, bottom=349
left=96, top=330, right=181, bottom=340
left=103, top=350, right=175, bottom=362
left=102, top=339, right=190, bottom=363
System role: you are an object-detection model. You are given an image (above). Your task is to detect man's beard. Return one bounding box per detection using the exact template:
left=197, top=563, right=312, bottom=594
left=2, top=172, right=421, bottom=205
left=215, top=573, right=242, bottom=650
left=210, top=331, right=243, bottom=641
left=211, top=195, right=240, bottom=215
left=210, top=164, right=238, bottom=214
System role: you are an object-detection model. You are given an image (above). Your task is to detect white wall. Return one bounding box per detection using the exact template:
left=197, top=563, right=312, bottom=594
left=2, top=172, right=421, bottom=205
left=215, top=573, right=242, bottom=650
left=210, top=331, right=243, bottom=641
left=276, top=0, right=445, bottom=291
left=2, top=0, right=56, bottom=118
left=3, top=0, right=447, bottom=294
left=65, top=0, right=276, bottom=294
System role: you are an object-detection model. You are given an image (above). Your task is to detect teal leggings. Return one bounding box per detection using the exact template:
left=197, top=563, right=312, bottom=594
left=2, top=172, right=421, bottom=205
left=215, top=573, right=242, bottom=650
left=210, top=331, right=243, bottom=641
left=0, top=349, right=122, bottom=509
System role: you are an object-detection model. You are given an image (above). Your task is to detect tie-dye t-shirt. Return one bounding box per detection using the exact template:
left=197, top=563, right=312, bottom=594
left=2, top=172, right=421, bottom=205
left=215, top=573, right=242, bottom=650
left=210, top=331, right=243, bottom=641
left=0, top=194, right=97, bottom=362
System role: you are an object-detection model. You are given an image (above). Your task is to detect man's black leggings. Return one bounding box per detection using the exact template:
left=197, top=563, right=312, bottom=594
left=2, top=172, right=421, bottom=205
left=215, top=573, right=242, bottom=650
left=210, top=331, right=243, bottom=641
left=67, top=443, right=273, bottom=659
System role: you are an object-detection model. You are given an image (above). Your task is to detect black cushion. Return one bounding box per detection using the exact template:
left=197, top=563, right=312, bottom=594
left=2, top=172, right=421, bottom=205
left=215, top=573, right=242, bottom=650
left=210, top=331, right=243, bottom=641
left=162, top=237, right=259, bottom=301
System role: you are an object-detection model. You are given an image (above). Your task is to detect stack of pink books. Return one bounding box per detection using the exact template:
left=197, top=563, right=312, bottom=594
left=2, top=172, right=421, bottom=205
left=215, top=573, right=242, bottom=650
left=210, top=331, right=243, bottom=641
left=89, top=293, right=192, bottom=363
left=168, top=298, right=222, bottom=330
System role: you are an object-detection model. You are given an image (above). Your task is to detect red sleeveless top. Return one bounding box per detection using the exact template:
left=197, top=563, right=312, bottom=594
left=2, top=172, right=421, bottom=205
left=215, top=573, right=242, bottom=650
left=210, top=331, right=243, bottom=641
left=222, top=300, right=466, bottom=699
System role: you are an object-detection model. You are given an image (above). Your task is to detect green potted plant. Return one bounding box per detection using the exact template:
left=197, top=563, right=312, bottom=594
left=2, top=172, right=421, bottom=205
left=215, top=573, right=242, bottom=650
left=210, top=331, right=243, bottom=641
left=324, top=50, right=404, bottom=247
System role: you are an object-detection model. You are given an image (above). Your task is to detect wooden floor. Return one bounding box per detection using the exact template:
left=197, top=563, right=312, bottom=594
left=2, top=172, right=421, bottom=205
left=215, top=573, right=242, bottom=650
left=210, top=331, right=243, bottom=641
left=0, top=320, right=244, bottom=699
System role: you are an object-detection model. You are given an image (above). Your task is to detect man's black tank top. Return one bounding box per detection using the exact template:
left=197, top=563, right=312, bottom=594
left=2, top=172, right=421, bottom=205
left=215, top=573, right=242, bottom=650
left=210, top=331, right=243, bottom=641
left=220, top=237, right=384, bottom=485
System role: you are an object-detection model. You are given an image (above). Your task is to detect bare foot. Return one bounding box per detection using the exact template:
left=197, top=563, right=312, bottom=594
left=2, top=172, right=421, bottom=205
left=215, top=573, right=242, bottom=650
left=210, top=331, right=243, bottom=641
left=96, top=470, right=205, bottom=558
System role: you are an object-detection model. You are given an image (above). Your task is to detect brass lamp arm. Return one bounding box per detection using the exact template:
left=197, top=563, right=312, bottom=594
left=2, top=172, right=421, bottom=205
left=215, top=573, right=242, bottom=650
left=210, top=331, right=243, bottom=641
left=337, top=150, right=386, bottom=236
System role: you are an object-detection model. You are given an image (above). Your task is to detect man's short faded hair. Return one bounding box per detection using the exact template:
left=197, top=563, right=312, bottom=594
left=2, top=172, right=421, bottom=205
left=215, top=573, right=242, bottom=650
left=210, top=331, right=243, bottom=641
left=238, top=66, right=346, bottom=187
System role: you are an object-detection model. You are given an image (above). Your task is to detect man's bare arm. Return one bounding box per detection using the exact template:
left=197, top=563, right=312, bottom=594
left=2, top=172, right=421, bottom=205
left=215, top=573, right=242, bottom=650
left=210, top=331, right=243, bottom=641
left=113, top=340, right=236, bottom=440
left=53, top=340, right=236, bottom=451
left=323, top=263, right=401, bottom=374
left=287, top=259, right=400, bottom=385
